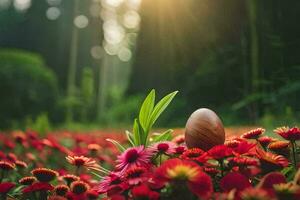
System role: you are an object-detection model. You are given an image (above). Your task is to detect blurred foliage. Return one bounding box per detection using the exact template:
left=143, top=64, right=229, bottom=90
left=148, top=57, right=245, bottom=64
left=0, top=49, right=58, bottom=128
left=128, top=0, right=300, bottom=126
left=103, top=93, right=142, bottom=127
left=0, top=0, right=300, bottom=129
left=79, top=67, right=95, bottom=122
left=25, top=113, right=51, bottom=135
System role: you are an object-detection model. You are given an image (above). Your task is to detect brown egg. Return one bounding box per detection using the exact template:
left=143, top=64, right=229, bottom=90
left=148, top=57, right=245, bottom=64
left=185, top=108, right=225, bottom=151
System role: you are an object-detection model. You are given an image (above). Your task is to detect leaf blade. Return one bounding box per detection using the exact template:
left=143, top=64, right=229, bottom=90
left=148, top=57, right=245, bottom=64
left=139, top=89, right=155, bottom=130
left=106, top=138, right=126, bottom=152
left=125, top=130, right=135, bottom=146
left=152, top=129, right=173, bottom=143
left=149, top=91, right=178, bottom=127
left=133, top=118, right=141, bottom=145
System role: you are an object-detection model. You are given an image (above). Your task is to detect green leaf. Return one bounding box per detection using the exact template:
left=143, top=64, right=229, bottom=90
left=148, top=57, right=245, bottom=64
left=90, top=171, right=104, bottom=180
left=139, top=89, right=155, bottom=131
left=106, top=138, right=126, bottom=152
left=149, top=91, right=178, bottom=127
left=125, top=130, right=135, bottom=146
left=152, top=129, right=173, bottom=143
left=133, top=118, right=141, bottom=145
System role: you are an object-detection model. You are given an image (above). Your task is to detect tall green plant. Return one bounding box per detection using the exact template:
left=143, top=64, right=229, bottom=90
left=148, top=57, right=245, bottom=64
left=107, top=89, right=178, bottom=151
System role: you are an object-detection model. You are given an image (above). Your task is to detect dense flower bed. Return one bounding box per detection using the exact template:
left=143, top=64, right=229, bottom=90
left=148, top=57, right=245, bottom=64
left=0, top=127, right=300, bottom=200
left=1, top=90, right=300, bottom=200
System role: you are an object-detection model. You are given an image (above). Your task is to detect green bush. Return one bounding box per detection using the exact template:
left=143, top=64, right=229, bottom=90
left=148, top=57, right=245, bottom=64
left=103, top=94, right=143, bottom=126
left=0, top=49, right=58, bottom=129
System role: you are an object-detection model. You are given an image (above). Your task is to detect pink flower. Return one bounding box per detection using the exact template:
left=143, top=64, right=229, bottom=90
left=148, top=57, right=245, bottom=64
left=96, top=172, right=128, bottom=196
left=116, top=146, right=153, bottom=172
left=150, top=141, right=177, bottom=155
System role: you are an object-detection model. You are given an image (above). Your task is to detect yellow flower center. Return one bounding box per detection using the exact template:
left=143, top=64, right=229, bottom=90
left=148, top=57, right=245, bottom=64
left=166, top=165, right=198, bottom=181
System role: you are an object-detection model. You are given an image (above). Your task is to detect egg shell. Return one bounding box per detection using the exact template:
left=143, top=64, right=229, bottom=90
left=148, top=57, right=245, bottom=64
left=185, top=108, right=225, bottom=151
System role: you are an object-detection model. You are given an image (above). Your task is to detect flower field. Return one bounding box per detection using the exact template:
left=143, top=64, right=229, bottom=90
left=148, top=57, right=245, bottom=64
left=0, top=127, right=300, bottom=200
left=1, top=91, right=300, bottom=200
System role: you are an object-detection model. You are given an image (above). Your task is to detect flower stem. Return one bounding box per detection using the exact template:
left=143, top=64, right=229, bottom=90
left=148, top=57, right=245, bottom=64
left=0, top=194, right=6, bottom=200
left=291, top=141, right=297, bottom=168
left=219, top=159, right=224, bottom=177
left=159, top=154, right=162, bottom=166
left=0, top=170, right=3, bottom=183
left=39, top=190, right=48, bottom=200
left=75, top=166, right=80, bottom=175
left=256, top=139, right=266, bottom=151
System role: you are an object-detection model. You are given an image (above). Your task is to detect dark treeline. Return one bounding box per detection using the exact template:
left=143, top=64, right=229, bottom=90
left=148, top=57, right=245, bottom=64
left=0, top=0, right=300, bottom=128
left=129, top=0, right=300, bottom=126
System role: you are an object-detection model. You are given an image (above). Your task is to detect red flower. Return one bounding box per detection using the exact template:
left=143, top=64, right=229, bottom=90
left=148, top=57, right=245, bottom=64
left=174, top=146, right=186, bottom=155
left=0, top=161, right=15, bottom=170
left=258, top=172, right=286, bottom=191
left=273, top=183, right=300, bottom=198
left=258, top=172, right=287, bottom=197
left=131, top=184, right=160, bottom=200
left=87, top=144, right=102, bottom=151
left=240, top=188, right=271, bottom=200
left=43, top=137, right=73, bottom=155
left=268, top=141, right=290, bottom=149
left=123, top=166, right=150, bottom=185
left=48, top=196, right=67, bottom=200
left=274, top=126, right=300, bottom=141
left=66, top=192, right=86, bottom=200
left=180, top=148, right=205, bottom=161
left=242, top=128, right=265, bottom=139
left=6, top=153, right=17, bottom=163
left=15, top=160, right=28, bottom=169
left=86, top=190, right=99, bottom=200
left=220, top=172, right=251, bottom=192
left=258, top=136, right=276, bottom=147
left=172, top=135, right=185, bottom=145
left=19, top=176, right=37, bottom=185
left=54, top=185, right=70, bottom=196
left=31, top=168, right=58, bottom=182
left=225, top=139, right=241, bottom=148
left=0, top=182, right=15, bottom=194
left=208, top=145, right=233, bottom=160
left=23, top=182, right=54, bottom=193
left=156, top=158, right=212, bottom=199
left=256, top=148, right=289, bottom=171
left=12, top=131, right=26, bottom=144
left=66, top=155, right=102, bottom=171
left=232, top=141, right=256, bottom=156
left=70, top=181, right=90, bottom=195
left=203, top=167, right=220, bottom=176
left=228, top=156, right=259, bottom=167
